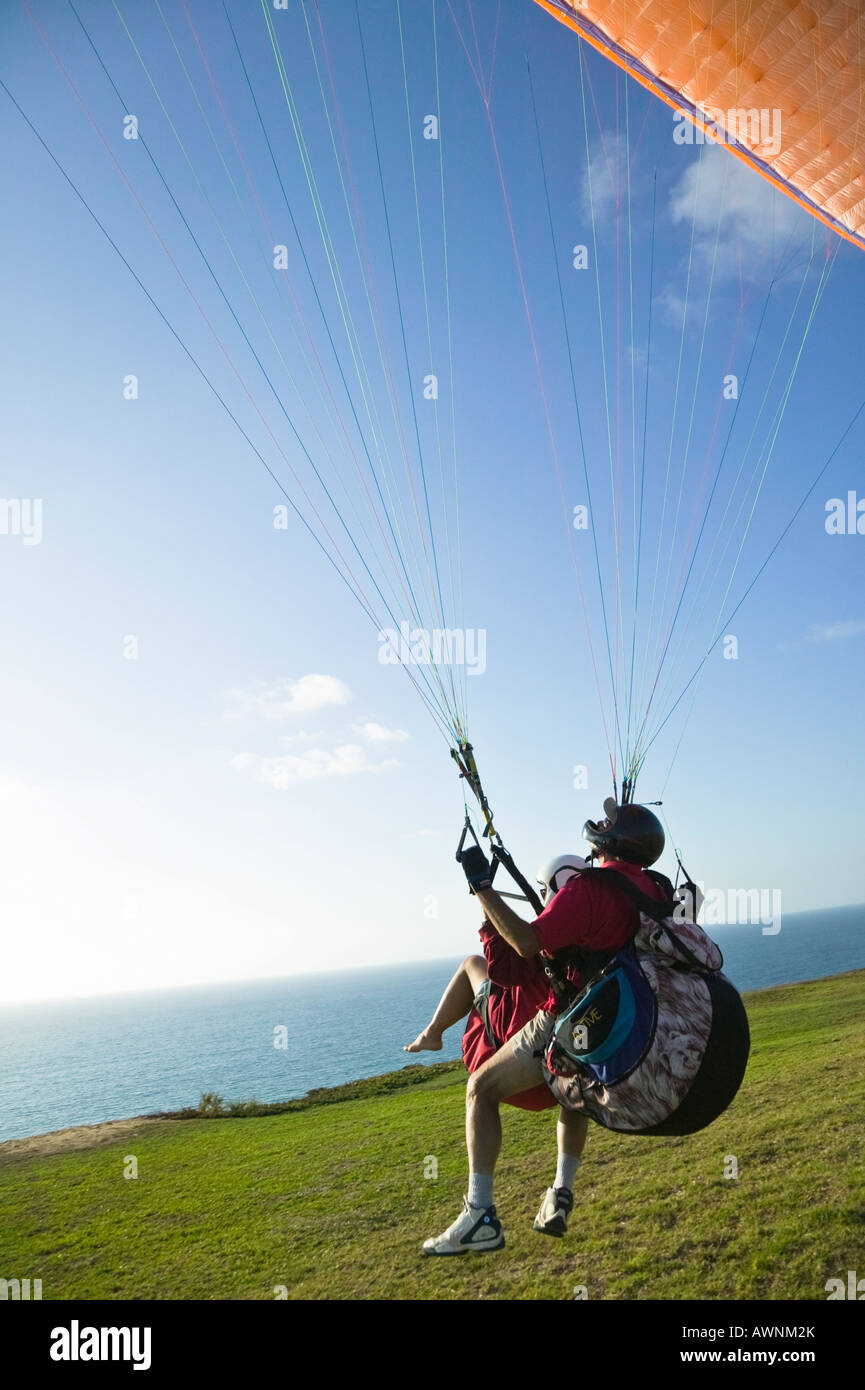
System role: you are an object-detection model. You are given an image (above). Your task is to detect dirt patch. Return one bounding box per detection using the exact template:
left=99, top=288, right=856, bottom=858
left=0, top=1116, right=162, bottom=1166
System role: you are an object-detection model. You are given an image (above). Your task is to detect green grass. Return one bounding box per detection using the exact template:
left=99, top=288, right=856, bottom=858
left=1, top=971, right=864, bottom=1300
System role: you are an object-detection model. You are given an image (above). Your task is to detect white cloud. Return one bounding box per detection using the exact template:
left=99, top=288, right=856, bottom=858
left=805, top=620, right=865, bottom=643
left=230, top=743, right=400, bottom=788
left=655, top=282, right=688, bottom=328
left=227, top=709, right=409, bottom=788
left=668, top=146, right=804, bottom=272
left=226, top=674, right=352, bottom=721
left=273, top=729, right=325, bottom=748
left=581, top=133, right=629, bottom=221
left=354, top=721, right=411, bottom=744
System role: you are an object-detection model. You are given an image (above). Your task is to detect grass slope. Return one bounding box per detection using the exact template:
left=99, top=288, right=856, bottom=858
left=1, top=971, right=864, bottom=1300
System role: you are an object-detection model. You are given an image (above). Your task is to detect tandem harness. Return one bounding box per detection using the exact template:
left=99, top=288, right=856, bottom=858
left=541, top=869, right=750, bottom=1135
left=545, top=867, right=681, bottom=1068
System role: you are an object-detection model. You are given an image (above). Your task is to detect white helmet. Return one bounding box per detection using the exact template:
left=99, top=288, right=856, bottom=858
left=536, top=853, right=587, bottom=903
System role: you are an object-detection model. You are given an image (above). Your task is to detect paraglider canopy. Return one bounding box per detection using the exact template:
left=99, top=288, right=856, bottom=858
left=535, top=0, right=865, bottom=253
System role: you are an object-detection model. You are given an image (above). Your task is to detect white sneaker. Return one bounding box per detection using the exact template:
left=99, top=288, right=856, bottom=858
left=422, top=1196, right=505, bottom=1255
left=532, top=1186, right=573, bottom=1237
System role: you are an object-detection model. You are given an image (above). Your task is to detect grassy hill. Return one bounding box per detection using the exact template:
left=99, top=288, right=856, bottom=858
left=1, top=970, right=864, bottom=1300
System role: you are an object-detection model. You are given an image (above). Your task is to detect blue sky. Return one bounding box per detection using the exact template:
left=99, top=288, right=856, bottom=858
left=1, top=0, right=863, bottom=1004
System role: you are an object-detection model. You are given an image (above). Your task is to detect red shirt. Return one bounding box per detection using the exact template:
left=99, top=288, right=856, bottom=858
left=533, top=860, right=669, bottom=1010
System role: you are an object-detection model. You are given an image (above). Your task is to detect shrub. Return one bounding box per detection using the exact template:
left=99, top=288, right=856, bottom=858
left=197, top=1092, right=227, bottom=1116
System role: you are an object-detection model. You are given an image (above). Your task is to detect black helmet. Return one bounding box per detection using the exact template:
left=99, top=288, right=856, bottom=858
left=583, top=798, right=664, bottom=868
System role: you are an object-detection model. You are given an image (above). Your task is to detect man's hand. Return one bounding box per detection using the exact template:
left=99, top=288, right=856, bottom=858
left=458, top=845, right=493, bottom=893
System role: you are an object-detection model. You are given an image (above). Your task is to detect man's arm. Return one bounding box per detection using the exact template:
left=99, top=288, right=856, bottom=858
left=474, top=887, right=541, bottom=958
left=457, top=844, right=540, bottom=957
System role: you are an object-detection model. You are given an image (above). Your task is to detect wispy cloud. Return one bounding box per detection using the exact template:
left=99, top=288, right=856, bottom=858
left=273, top=729, right=322, bottom=746
left=226, top=674, right=352, bottom=721
left=655, top=282, right=688, bottom=328
left=668, top=146, right=805, bottom=275
left=581, top=133, right=637, bottom=222
left=230, top=743, right=400, bottom=787
left=354, top=721, right=410, bottom=744
left=225, top=693, right=409, bottom=787
left=805, top=620, right=865, bottom=643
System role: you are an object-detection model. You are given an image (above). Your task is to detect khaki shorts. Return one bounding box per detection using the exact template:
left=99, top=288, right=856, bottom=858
left=507, top=1008, right=556, bottom=1063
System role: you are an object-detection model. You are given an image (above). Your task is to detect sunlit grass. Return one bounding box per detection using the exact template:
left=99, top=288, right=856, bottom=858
left=1, top=971, right=863, bottom=1300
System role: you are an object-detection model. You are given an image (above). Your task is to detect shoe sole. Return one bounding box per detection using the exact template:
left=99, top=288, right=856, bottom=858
left=422, top=1235, right=506, bottom=1256
left=532, top=1218, right=567, bottom=1237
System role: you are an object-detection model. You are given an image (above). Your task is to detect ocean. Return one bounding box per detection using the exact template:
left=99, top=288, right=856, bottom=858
left=1, top=904, right=863, bottom=1144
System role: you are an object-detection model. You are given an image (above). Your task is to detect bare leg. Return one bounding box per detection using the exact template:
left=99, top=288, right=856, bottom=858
left=424, top=1021, right=551, bottom=1250
left=404, top=954, right=487, bottom=1052
left=465, top=1030, right=548, bottom=1173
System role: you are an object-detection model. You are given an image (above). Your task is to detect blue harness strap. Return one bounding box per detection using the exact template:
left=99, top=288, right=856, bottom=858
left=553, top=943, right=657, bottom=1083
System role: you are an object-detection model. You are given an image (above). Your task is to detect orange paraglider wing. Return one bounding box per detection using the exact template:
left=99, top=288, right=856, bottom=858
left=535, top=0, right=865, bottom=252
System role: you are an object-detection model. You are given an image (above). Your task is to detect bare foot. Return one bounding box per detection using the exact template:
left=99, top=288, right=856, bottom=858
left=403, top=1029, right=443, bottom=1053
